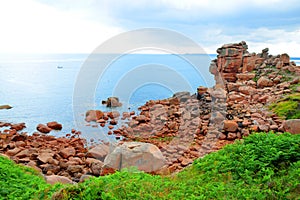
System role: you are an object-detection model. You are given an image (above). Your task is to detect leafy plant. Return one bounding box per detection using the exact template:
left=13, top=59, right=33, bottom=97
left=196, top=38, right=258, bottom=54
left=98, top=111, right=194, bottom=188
left=0, top=156, right=53, bottom=199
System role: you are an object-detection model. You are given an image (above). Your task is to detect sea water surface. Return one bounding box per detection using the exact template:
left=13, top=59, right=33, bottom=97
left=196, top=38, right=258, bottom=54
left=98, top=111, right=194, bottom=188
left=0, top=53, right=216, bottom=142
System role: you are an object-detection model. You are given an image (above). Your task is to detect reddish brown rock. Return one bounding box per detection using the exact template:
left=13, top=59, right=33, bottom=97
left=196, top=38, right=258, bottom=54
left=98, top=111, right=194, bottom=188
left=87, top=143, right=109, bottom=161
left=109, top=120, right=118, bottom=125
left=46, top=121, right=62, bottom=130
left=6, top=147, right=23, bottom=156
left=224, top=120, right=238, bottom=132
left=102, top=142, right=165, bottom=173
left=37, top=152, right=54, bottom=163
left=106, top=97, right=122, bottom=107
left=181, top=158, right=193, bottom=166
left=281, top=119, right=300, bottom=134
left=46, top=175, right=73, bottom=185
left=280, top=53, right=290, bottom=65
left=257, top=76, right=273, bottom=88
left=10, top=123, right=26, bottom=131
left=37, top=124, right=52, bottom=133
left=239, top=86, right=256, bottom=95
left=136, top=115, right=148, bottom=123
left=85, top=110, right=104, bottom=122
left=59, top=147, right=76, bottom=159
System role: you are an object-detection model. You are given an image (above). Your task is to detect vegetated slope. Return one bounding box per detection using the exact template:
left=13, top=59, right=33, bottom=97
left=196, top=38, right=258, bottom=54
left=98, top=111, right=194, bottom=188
left=1, top=132, right=299, bottom=199
left=49, top=132, right=300, bottom=200
left=0, top=156, right=55, bottom=200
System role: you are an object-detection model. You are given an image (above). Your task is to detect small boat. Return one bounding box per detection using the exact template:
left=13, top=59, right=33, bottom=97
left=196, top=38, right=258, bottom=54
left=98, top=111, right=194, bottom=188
left=57, top=66, right=63, bottom=69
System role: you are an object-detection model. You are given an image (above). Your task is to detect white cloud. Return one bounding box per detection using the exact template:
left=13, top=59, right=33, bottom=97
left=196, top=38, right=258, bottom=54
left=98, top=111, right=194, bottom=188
left=202, top=27, right=300, bottom=56
left=0, top=0, right=123, bottom=53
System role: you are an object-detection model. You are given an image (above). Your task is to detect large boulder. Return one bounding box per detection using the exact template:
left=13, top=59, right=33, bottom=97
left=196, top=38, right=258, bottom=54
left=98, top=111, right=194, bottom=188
left=45, top=175, right=73, bottom=185
left=87, top=143, right=110, bottom=161
left=281, top=119, right=300, bottom=134
left=102, top=142, right=166, bottom=174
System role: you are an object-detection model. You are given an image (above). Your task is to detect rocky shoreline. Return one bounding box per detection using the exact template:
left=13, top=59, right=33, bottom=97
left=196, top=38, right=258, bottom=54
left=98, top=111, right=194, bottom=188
left=1, top=41, right=300, bottom=184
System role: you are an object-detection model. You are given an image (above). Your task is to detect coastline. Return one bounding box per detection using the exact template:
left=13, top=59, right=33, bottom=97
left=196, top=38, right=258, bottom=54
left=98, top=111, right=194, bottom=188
left=0, top=41, right=300, bottom=184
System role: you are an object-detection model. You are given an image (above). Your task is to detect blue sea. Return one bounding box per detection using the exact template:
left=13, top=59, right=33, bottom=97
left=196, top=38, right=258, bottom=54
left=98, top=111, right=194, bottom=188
left=0, top=53, right=216, bottom=142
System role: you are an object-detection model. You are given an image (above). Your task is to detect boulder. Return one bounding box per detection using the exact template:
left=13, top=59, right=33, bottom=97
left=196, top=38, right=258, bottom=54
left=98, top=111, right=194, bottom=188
left=10, top=123, right=26, bottom=131
left=106, top=97, right=122, bottom=107
left=46, top=121, right=62, bottom=130
left=0, top=105, right=12, bottom=110
left=281, top=119, right=300, bottom=134
left=59, top=147, right=76, bottom=159
left=85, top=110, right=104, bottom=122
left=37, top=124, right=52, bottom=133
left=236, top=73, right=256, bottom=81
left=224, top=120, right=238, bottom=132
left=102, top=142, right=166, bottom=173
left=257, top=76, right=273, bottom=88
left=280, top=53, right=290, bottom=65
left=239, top=86, right=256, bottom=95
left=210, top=88, right=227, bottom=99
left=45, top=175, right=73, bottom=185
left=87, top=143, right=110, bottom=161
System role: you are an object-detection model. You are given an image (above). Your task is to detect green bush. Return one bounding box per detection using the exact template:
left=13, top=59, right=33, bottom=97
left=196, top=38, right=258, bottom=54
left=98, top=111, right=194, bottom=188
left=0, top=156, right=52, bottom=199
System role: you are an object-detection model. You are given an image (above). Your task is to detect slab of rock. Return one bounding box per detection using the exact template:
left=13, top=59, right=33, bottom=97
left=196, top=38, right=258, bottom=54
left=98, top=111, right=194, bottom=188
left=281, top=119, right=300, bottom=134
left=257, top=76, right=273, bottom=88
left=59, top=147, right=76, bottom=159
left=87, top=143, right=109, bottom=161
left=46, top=121, right=62, bottom=130
left=37, top=152, right=54, bottom=163
left=46, top=175, right=73, bottom=185
left=102, top=142, right=166, bottom=173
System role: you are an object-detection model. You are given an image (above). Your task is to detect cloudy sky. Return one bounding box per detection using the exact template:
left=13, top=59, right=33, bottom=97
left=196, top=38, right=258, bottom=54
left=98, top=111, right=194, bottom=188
left=1, top=0, right=300, bottom=56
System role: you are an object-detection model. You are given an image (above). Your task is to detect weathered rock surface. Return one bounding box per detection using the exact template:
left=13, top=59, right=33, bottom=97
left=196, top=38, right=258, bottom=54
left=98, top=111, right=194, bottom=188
left=281, top=119, right=300, bottom=134
left=87, top=143, right=110, bottom=161
left=102, top=142, right=166, bottom=174
left=46, top=175, right=73, bottom=184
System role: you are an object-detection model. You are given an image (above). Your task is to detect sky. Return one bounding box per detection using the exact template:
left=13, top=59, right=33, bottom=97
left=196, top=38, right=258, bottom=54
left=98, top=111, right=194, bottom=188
left=1, top=0, right=300, bottom=56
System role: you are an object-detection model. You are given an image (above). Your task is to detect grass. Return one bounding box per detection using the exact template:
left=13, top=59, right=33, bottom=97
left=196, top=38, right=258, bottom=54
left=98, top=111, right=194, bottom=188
left=269, top=93, right=300, bottom=119
left=1, top=132, right=299, bottom=199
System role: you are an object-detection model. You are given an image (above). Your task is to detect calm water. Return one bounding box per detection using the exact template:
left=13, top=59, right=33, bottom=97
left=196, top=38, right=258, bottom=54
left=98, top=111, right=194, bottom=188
left=0, top=53, right=214, bottom=142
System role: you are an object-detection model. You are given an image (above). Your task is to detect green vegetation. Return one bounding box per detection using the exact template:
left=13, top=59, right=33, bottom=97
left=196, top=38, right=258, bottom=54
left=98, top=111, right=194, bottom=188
left=269, top=93, right=300, bottom=119
left=0, top=156, right=55, bottom=199
left=1, top=132, right=300, bottom=199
